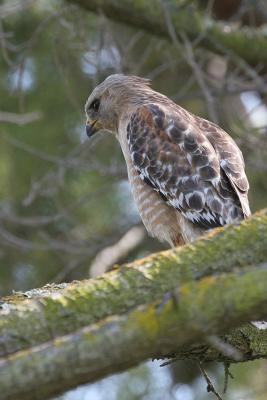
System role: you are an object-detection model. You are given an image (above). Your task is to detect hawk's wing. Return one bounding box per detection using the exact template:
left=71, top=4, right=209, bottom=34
left=127, top=104, right=249, bottom=229
left=196, top=117, right=251, bottom=217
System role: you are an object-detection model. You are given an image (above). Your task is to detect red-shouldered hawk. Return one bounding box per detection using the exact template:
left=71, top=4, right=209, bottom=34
left=85, top=75, right=250, bottom=246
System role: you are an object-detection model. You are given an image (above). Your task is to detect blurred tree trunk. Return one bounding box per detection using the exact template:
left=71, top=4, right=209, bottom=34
left=67, top=0, right=267, bottom=64
left=0, top=210, right=267, bottom=400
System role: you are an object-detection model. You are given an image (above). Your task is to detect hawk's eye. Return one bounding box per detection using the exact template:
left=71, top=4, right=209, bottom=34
left=90, top=99, right=100, bottom=112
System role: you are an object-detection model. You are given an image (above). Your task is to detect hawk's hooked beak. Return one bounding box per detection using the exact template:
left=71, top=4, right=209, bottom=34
left=86, top=119, right=103, bottom=138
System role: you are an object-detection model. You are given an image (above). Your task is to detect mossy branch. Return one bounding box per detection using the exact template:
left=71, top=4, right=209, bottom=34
left=1, top=210, right=267, bottom=358
left=0, top=210, right=267, bottom=399
left=1, top=265, right=267, bottom=400
left=67, top=0, right=267, bottom=64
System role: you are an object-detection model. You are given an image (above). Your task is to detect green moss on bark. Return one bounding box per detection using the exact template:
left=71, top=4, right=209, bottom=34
left=1, top=210, right=267, bottom=357
left=1, top=266, right=267, bottom=400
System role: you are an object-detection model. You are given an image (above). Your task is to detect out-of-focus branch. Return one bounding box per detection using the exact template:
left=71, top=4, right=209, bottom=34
left=67, top=0, right=267, bottom=64
left=0, top=0, right=35, bottom=18
left=90, top=225, right=146, bottom=277
left=0, top=111, right=42, bottom=125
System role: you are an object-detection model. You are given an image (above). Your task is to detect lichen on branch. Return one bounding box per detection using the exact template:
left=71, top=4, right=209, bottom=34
left=1, top=210, right=267, bottom=359
left=1, top=264, right=267, bottom=400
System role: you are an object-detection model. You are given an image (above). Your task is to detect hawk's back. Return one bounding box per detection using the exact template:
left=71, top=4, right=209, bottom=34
left=118, top=98, right=250, bottom=245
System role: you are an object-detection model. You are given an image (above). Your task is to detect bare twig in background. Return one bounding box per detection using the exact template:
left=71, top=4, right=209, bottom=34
left=160, top=0, right=219, bottom=122
left=0, top=18, right=15, bottom=67
left=3, top=133, right=126, bottom=177
left=0, top=0, right=35, bottom=18
left=90, top=225, right=146, bottom=277
left=180, top=32, right=219, bottom=123
left=208, top=36, right=267, bottom=95
left=19, top=138, right=122, bottom=207
left=0, top=222, right=94, bottom=255
left=198, top=362, right=223, bottom=400
left=0, top=111, right=42, bottom=125
left=223, top=362, right=234, bottom=394
left=52, top=36, right=83, bottom=117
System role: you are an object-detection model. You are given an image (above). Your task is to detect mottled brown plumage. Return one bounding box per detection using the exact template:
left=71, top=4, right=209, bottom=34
left=85, top=74, right=250, bottom=246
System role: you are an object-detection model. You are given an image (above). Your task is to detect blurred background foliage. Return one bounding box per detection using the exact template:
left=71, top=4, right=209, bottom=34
left=0, top=0, right=267, bottom=399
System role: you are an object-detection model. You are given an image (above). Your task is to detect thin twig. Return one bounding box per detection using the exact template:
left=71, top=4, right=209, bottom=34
left=223, top=362, right=234, bottom=394
left=160, top=0, right=219, bottom=123
left=198, top=361, right=224, bottom=400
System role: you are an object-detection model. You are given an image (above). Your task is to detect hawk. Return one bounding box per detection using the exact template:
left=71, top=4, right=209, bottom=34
left=85, top=74, right=250, bottom=246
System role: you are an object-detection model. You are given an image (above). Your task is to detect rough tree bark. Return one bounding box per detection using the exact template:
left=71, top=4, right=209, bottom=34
left=66, top=0, right=267, bottom=64
left=0, top=210, right=267, bottom=400
left=1, top=210, right=267, bottom=357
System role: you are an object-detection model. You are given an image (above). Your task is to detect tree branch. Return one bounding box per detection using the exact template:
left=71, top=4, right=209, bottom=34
left=66, top=0, right=267, bottom=64
left=1, top=210, right=267, bottom=360
left=0, top=210, right=266, bottom=399
left=89, top=225, right=146, bottom=277
left=1, top=264, right=267, bottom=400
left=0, top=111, right=42, bottom=125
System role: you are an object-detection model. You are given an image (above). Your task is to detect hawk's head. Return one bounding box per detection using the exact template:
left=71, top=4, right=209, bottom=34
left=85, top=74, right=151, bottom=137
